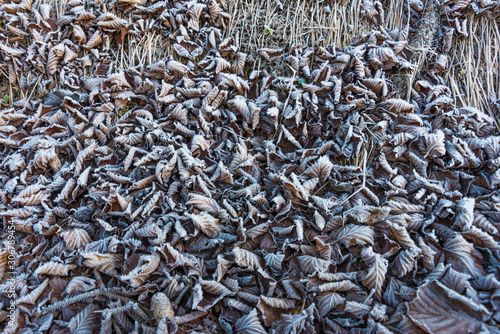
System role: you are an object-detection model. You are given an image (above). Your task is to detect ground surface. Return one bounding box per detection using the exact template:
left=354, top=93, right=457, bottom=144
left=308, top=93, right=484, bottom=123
left=0, top=0, right=500, bottom=333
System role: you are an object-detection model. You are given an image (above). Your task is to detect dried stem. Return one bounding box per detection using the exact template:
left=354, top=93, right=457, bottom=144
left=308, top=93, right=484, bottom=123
left=445, top=14, right=500, bottom=129
left=37, top=288, right=153, bottom=322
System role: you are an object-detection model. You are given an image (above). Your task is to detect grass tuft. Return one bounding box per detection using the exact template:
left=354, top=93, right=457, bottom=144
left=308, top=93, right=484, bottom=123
left=112, top=30, right=173, bottom=70
left=445, top=14, right=500, bottom=129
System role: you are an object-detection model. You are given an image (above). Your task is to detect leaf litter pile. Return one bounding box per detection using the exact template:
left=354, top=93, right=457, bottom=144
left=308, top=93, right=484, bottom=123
left=1, top=0, right=500, bottom=333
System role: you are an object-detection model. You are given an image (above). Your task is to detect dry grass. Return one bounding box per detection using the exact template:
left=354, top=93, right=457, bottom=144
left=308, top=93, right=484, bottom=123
left=385, top=0, right=410, bottom=32
left=445, top=15, right=500, bottom=127
left=338, top=137, right=376, bottom=169
left=226, top=0, right=499, bottom=130
left=106, top=4, right=175, bottom=69
left=226, top=0, right=408, bottom=54
left=113, top=31, right=172, bottom=69
left=47, top=0, right=70, bottom=20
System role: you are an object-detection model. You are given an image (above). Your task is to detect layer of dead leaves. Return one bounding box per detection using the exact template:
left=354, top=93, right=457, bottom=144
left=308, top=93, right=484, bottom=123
left=0, top=0, right=500, bottom=333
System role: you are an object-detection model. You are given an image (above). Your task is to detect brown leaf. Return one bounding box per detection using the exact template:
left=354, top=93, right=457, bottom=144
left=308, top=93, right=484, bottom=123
left=408, top=280, right=493, bottom=334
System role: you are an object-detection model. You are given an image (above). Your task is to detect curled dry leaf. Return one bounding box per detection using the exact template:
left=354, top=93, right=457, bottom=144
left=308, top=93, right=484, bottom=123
left=16, top=279, right=49, bottom=304
left=233, top=247, right=263, bottom=271
left=35, top=262, right=77, bottom=276
left=81, top=252, right=122, bottom=275
left=151, top=292, right=175, bottom=320
left=187, top=211, right=221, bottom=237
left=235, top=309, right=267, bottom=334
left=60, top=228, right=91, bottom=250
left=64, top=276, right=97, bottom=295
left=408, top=280, right=495, bottom=334
left=120, top=253, right=160, bottom=287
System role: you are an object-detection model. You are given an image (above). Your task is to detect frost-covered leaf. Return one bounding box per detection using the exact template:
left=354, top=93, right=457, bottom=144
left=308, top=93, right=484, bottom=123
left=453, top=197, right=474, bottom=231
left=187, top=211, right=221, bottom=237
left=443, top=235, right=485, bottom=278
left=120, top=253, right=160, bottom=287
left=192, top=279, right=232, bottom=311
left=64, top=277, right=97, bottom=295
left=16, top=279, right=49, bottom=304
left=304, top=156, right=333, bottom=181
left=298, top=255, right=330, bottom=274
left=361, top=247, right=388, bottom=299
left=344, top=205, right=390, bottom=224
left=419, top=130, right=446, bottom=158
left=235, top=309, right=266, bottom=334
left=187, top=193, right=220, bottom=215
left=408, top=280, right=493, bottom=334
left=317, top=292, right=345, bottom=317
left=272, top=304, right=316, bottom=334
left=61, top=228, right=91, bottom=250
left=260, top=295, right=295, bottom=309
left=35, top=262, right=77, bottom=276
left=233, top=247, right=263, bottom=270
left=81, top=252, right=122, bottom=275
left=334, top=224, right=374, bottom=246
left=69, top=304, right=100, bottom=334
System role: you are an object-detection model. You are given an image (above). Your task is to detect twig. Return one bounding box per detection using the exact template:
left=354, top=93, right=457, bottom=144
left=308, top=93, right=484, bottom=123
left=312, top=181, right=329, bottom=196
left=272, top=66, right=297, bottom=140
left=36, top=288, right=153, bottom=322
left=38, top=289, right=101, bottom=315
left=291, top=200, right=309, bottom=207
